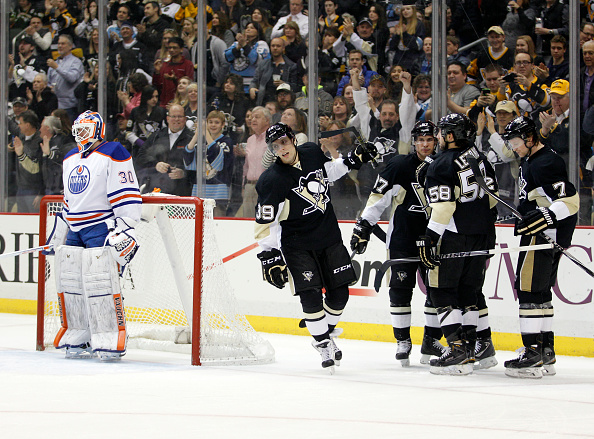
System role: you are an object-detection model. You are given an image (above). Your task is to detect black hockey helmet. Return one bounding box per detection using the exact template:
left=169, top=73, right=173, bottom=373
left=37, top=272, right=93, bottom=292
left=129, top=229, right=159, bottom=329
left=411, top=120, right=438, bottom=141
left=265, top=122, right=295, bottom=146
left=437, top=113, right=475, bottom=143
left=502, top=116, right=537, bottom=142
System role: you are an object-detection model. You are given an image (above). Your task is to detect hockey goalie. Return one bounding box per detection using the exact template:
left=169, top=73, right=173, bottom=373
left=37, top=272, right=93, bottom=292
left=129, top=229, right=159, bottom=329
left=46, top=110, right=142, bottom=361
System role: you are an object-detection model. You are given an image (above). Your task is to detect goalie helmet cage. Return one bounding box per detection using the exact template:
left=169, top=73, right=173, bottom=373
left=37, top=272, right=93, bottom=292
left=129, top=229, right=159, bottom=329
left=36, top=195, right=275, bottom=366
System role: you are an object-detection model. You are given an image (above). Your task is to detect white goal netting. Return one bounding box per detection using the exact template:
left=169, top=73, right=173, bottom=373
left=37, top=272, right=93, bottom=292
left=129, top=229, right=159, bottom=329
left=39, top=196, right=275, bottom=365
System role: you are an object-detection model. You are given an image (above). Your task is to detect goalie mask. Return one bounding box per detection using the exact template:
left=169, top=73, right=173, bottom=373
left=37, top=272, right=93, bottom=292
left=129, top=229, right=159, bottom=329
left=72, top=110, right=105, bottom=153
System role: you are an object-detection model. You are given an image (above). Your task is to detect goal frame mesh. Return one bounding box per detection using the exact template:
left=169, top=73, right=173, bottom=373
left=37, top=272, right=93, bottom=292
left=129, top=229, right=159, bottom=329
left=36, top=195, right=274, bottom=366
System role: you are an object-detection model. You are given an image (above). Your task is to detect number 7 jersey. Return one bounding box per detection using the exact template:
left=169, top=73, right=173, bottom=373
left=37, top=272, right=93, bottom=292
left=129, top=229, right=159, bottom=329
left=425, top=146, right=498, bottom=237
left=62, top=141, right=142, bottom=232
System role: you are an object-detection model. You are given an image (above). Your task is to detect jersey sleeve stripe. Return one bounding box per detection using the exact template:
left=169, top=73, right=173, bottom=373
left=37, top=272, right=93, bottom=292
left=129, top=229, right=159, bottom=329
left=111, top=199, right=143, bottom=209
left=108, top=187, right=140, bottom=198
left=109, top=193, right=142, bottom=204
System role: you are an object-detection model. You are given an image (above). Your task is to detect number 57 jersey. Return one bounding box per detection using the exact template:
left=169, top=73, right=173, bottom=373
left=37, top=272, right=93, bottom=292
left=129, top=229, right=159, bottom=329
left=425, top=146, right=498, bottom=237
left=62, top=142, right=142, bottom=232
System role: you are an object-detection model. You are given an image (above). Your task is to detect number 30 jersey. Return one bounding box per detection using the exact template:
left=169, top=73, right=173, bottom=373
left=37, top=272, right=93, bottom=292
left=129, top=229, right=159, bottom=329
left=62, top=141, right=142, bottom=232
left=425, top=146, right=497, bottom=237
left=254, top=142, right=350, bottom=252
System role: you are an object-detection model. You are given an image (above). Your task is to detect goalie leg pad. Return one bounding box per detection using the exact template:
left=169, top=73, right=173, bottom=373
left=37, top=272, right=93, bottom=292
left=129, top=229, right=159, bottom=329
left=82, top=248, right=127, bottom=357
left=54, top=246, right=92, bottom=353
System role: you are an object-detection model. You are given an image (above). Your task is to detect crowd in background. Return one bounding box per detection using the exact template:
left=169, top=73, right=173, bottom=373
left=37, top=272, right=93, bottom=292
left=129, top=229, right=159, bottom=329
left=5, top=0, right=594, bottom=225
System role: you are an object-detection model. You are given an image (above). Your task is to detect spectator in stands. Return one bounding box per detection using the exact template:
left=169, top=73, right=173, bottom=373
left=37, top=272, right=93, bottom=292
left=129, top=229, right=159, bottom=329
left=135, top=103, right=194, bottom=196
left=170, top=76, right=192, bottom=109
left=294, top=70, right=334, bottom=117
left=318, top=27, right=344, bottom=96
left=385, top=65, right=404, bottom=103
left=109, top=21, right=150, bottom=74
left=540, top=35, right=568, bottom=86
left=180, top=17, right=197, bottom=49
left=467, top=63, right=504, bottom=123
left=582, top=22, right=594, bottom=48
left=23, top=16, right=52, bottom=59
left=12, top=110, right=43, bottom=212
left=203, top=28, right=231, bottom=102
left=39, top=114, right=75, bottom=195
left=160, top=0, right=181, bottom=20
left=225, top=22, right=270, bottom=93
left=330, top=96, right=352, bottom=125
left=248, top=8, right=273, bottom=44
left=27, top=72, right=58, bottom=121
left=412, top=36, right=432, bottom=76
left=446, top=60, right=480, bottom=115
left=222, top=0, right=245, bottom=34
left=446, top=36, right=470, bottom=68
left=153, top=37, right=195, bottom=108
left=515, top=35, right=545, bottom=69
left=387, top=0, right=425, bottom=73
left=137, top=1, right=172, bottom=69
left=183, top=82, right=198, bottom=129
left=412, top=73, right=432, bottom=122
left=281, top=21, right=307, bottom=70
left=467, top=26, right=514, bottom=86
left=208, top=74, right=250, bottom=142
left=336, top=49, right=377, bottom=96
left=10, top=0, right=43, bottom=30
left=534, top=0, right=569, bottom=57
left=82, top=28, right=100, bottom=71
left=271, top=0, right=309, bottom=40
left=538, top=79, right=570, bottom=165
left=340, top=16, right=379, bottom=73
left=272, top=83, right=295, bottom=123
left=502, top=52, right=550, bottom=120
left=211, top=11, right=236, bottom=47
left=126, top=85, right=166, bottom=151
left=265, top=100, right=280, bottom=120
left=501, top=0, right=535, bottom=51
left=9, top=36, right=47, bottom=101
left=106, top=4, right=136, bottom=47
left=579, top=40, right=594, bottom=215
left=75, top=63, right=100, bottom=113
left=184, top=110, right=235, bottom=216
left=367, top=73, right=387, bottom=112
left=46, top=34, right=85, bottom=122
left=114, top=50, right=148, bottom=115
left=75, top=0, right=99, bottom=42
left=448, top=0, right=483, bottom=47
left=367, top=3, right=390, bottom=74
left=236, top=106, right=271, bottom=217
left=8, top=97, right=29, bottom=139
left=249, top=37, right=299, bottom=106
left=43, top=0, right=77, bottom=50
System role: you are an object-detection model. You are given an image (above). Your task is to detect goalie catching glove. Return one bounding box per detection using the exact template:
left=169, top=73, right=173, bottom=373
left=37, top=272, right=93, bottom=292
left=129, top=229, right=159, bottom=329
left=344, top=142, right=378, bottom=170
left=416, top=234, right=440, bottom=270
left=350, top=218, right=373, bottom=254
left=516, top=207, right=557, bottom=235
left=257, top=248, right=289, bottom=289
left=105, top=217, right=139, bottom=268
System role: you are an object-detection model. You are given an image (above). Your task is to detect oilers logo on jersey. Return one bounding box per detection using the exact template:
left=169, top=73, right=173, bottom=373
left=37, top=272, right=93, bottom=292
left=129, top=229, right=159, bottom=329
left=292, top=170, right=330, bottom=215
left=68, top=165, right=91, bottom=194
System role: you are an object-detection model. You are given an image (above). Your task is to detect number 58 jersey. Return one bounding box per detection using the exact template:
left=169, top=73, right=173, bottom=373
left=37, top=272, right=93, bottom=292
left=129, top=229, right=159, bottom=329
left=62, top=141, right=142, bottom=232
left=425, top=146, right=497, bottom=237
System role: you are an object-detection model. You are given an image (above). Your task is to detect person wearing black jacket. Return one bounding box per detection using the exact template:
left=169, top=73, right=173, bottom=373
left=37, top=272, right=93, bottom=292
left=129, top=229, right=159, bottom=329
left=39, top=115, right=75, bottom=195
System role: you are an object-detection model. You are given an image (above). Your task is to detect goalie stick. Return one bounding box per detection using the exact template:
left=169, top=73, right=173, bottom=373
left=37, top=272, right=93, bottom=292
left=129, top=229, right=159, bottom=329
left=0, top=244, right=53, bottom=259
left=467, top=156, right=594, bottom=279
left=373, top=243, right=554, bottom=292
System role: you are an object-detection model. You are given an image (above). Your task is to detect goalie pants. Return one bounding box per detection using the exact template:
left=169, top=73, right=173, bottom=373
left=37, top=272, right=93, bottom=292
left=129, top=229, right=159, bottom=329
left=65, top=222, right=109, bottom=248
left=283, top=241, right=355, bottom=341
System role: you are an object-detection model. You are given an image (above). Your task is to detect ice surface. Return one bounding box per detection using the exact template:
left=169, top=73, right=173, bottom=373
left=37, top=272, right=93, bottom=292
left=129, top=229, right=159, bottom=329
left=1, top=313, right=593, bottom=438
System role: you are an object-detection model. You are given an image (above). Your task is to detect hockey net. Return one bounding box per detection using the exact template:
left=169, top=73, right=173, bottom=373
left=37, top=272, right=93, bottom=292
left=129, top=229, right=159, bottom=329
left=37, top=195, right=275, bottom=366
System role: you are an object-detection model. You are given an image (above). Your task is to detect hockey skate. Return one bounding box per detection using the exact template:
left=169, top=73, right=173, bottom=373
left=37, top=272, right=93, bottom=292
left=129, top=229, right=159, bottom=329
left=429, top=341, right=473, bottom=376
left=420, top=334, right=447, bottom=365
left=395, top=339, right=412, bottom=367
left=65, top=343, right=96, bottom=359
left=504, top=346, right=543, bottom=379
left=542, top=347, right=556, bottom=376
left=473, top=337, right=498, bottom=370
left=329, top=328, right=343, bottom=366
left=311, top=339, right=335, bottom=374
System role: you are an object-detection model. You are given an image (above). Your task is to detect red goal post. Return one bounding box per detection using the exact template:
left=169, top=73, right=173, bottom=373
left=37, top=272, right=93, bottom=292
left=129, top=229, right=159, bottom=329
left=37, top=195, right=274, bottom=366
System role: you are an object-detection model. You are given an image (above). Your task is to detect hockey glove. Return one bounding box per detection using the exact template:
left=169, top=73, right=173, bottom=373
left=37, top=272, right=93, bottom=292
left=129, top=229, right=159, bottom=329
left=257, top=249, right=289, bottom=289
left=344, top=142, right=378, bottom=170
left=350, top=218, right=373, bottom=254
left=106, top=217, right=140, bottom=269
left=416, top=235, right=440, bottom=270
left=516, top=207, right=557, bottom=236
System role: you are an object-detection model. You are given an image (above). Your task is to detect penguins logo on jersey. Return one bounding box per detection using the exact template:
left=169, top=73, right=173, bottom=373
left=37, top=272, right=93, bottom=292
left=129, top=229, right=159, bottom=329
left=518, top=167, right=528, bottom=201
left=302, top=271, right=314, bottom=282
left=68, top=165, right=91, bottom=194
left=396, top=271, right=407, bottom=282
left=293, top=170, right=330, bottom=215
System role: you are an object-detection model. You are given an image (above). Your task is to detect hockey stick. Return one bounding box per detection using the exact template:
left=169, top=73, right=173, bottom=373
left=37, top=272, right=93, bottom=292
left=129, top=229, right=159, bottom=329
left=0, top=244, right=53, bottom=259
left=467, top=156, right=594, bottom=279
left=373, top=243, right=554, bottom=292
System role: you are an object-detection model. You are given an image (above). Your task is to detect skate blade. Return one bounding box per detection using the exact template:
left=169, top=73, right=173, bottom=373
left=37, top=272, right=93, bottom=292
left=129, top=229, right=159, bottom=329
left=504, top=366, right=543, bottom=379
left=65, top=348, right=96, bottom=359
left=324, top=364, right=336, bottom=375
left=334, top=359, right=341, bottom=366
left=473, top=356, right=498, bottom=370
left=330, top=327, right=343, bottom=337
left=98, top=352, right=125, bottom=362
left=543, top=364, right=556, bottom=376
left=430, top=363, right=473, bottom=376
left=419, top=354, right=432, bottom=365
left=397, top=357, right=410, bottom=367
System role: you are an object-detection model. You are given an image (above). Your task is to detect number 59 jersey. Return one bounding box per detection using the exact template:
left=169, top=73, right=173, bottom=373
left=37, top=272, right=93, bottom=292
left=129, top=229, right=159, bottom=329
left=425, top=146, right=497, bottom=237
left=62, top=141, right=142, bottom=232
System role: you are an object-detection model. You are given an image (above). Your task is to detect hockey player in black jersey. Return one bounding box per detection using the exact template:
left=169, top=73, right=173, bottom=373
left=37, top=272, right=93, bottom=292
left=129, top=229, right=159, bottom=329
left=254, top=123, right=377, bottom=373
left=502, top=116, right=578, bottom=379
left=417, top=113, right=498, bottom=376
left=350, top=121, right=448, bottom=367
